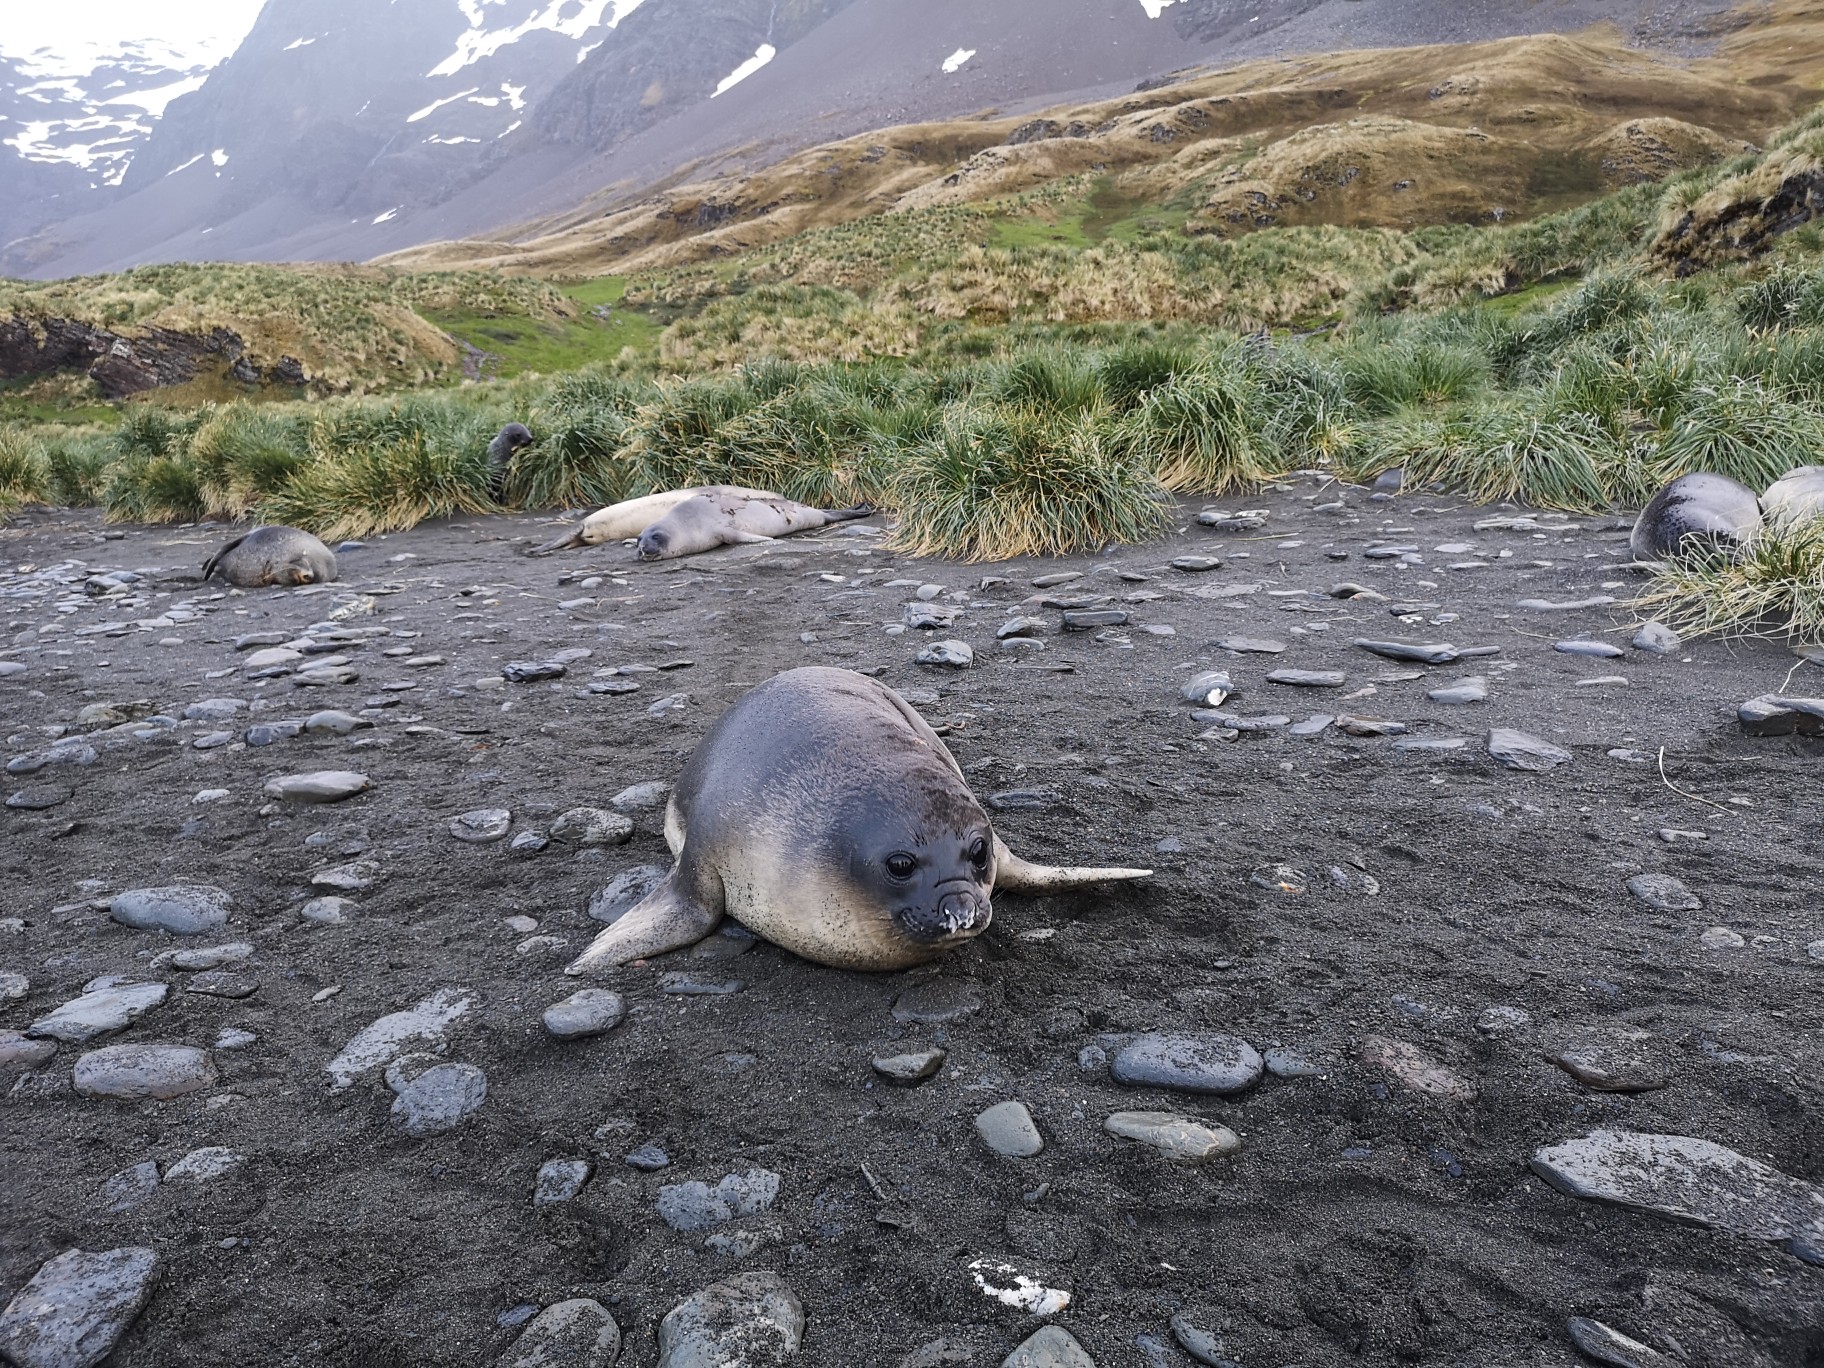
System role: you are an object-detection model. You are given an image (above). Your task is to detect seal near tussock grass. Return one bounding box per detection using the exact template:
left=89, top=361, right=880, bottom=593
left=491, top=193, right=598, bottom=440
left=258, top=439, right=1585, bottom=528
left=202, top=525, right=338, bottom=587
left=634, top=489, right=873, bottom=560
left=1762, top=465, right=1824, bottom=528
left=565, top=667, right=1151, bottom=973
left=526, top=484, right=778, bottom=555
left=486, top=423, right=534, bottom=500
left=1629, top=472, right=1763, bottom=562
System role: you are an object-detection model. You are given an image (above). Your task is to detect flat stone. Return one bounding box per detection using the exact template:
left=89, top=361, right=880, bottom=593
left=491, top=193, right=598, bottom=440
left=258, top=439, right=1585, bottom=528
left=242, top=648, right=303, bottom=671
left=504, top=660, right=567, bottom=683
left=1002, top=1326, right=1096, bottom=1368
left=0, top=971, right=28, bottom=1003
left=1170, top=556, right=1222, bottom=572
left=1519, top=596, right=1616, bottom=611
left=1030, top=572, right=1081, bottom=588
left=1359, top=1035, right=1474, bottom=1101
left=1566, top=1317, right=1680, bottom=1368
left=658, top=1169, right=781, bottom=1232
left=996, top=617, right=1046, bottom=639
left=551, top=807, right=634, bottom=846
left=872, top=1048, right=946, bottom=1085
left=916, top=639, right=973, bottom=668
left=1266, top=669, right=1345, bottom=688
left=1104, top=1111, right=1241, bottom=1163
left=1549, top=1039, right=1669, bottom=1094
left=1488, top=728, right=1572, bottom=772
left=1700, top=926, right=1746, bottom=949
left=1353, top=639, right=1459, bottom=664
left=164, top=1146, right=243, bottom=1182
left=1061, top=609, right=1127, bottom=630
left=1110, top=1033, right=1262, bottom=1095
left=533, top=1158, right=593, bottom=1206
left=300, top=896, right=356, bottom=925
left=183, top=972, right=258, bottom=999
left=975, top=1100, right=1043, bottom=1157
left=498, top=1299, right=621, bottom=1368
left=303, top=710, right=368, bottom=735
left=1738, top=694, right=1824, bottom=737
left=98, top=1162, right=159, bottom=1214
left=1531, top=1129, right=1824, bottom=1264
left=1335, top=715, right=1406, bottom=737
left=1627, top=873, right=1701, bottom=912
left=609, top=781, right=670, bottom=812
left=1632, top=621, right=1681, bottom=654
left=450, top=808, right=512, bottom=843
left=657, top=1272, right=803, bottom=1368
left=1554, top=639, right=1624, bottom=658
left=1216, top=637, right=1285, bottom=654
left=263, top=770, right=371, bottom=803
left=73, top=1044, right=215, bottom=1100
left=182, top=698, right=246, bottom=722
left=1288, top=714, right=1333, bottom=737
left=153, top=941, right=253, bottom=971
left=903, top=603, right=960, bottom=630
left=891, top=981, right=981, bottom=1024
left=0, top=1246, right=159, bottom=1368
left=310, top=861, right=378, bottom=892
left=0, top=1030, right=57, bottom=1070
left=325, top=987, right=474, bottom=1091
left=390, top=1061, right=487, bottom=1136
left=1169, top=1314, right=1234, bottom=1368
left=109, top=885, right=230, bottom=936
left=28, top=982, right=167, bottom=1043
left=625, top=1144, right=670, bottom=1172
left=1427, top=676, right=1487, bottom=705
left=6, top=785, right=71, bottom=810
left=542, top=989, right=626, bottom=1039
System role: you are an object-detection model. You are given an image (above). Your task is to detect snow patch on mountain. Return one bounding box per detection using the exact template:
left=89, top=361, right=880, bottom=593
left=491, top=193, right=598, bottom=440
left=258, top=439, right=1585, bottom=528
left=430, top=0, right=646, bottom=79
left=714, top=44, right=776, bottom=97
left=1137, top=0, right=1177, bottom=16
left=942, top=49, right=977, bottom=73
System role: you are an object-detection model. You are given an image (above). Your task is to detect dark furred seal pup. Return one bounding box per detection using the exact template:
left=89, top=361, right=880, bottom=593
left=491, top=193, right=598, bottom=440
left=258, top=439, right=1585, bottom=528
left=635, top=489, right=873, bottom=560
left=566, top=667, right=1150, bottom=973
left=487, top=423, right=534, bottom=500
left=1629, top=472, right=1763, bottom=561
left=202, top=526, right=338, bottom=587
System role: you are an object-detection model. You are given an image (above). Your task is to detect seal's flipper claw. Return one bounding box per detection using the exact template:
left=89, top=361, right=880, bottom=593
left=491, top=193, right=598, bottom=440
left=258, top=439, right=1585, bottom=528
left=526, top=529, right=582, bottom=557
left=992, top=835, right=1151, bottom=894
left=564, top=873, right=723, bottom=974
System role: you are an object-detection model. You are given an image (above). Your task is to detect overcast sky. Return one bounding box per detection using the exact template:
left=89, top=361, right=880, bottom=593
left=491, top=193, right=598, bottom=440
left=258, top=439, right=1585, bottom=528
left=0, top=1, right=266, bottom=70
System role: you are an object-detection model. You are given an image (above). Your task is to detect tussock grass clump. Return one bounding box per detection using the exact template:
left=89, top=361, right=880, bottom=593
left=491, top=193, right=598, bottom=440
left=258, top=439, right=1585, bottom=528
left=1382, top=405, right=1621, bottom=509
left=1341, top=338, right=1491, bottom=415
left=993, top=349, right=1107, bottom=413
left=1634, top=515, right=1824, bottom=642
left=621, top=377, right=766, bottom=490
left=1117, top=361, right=1269, bottom=493
left=1654, top=381, right=1824, bottom=490
left=511, top=372, right=645, bottom=509
left=1095, top=341, right=1198, bottom=411
left=889, top=404, right=1168, bottom=561
left=0, top=429, right=50, bottom=513
left=187, top=405, right=311, bottom=519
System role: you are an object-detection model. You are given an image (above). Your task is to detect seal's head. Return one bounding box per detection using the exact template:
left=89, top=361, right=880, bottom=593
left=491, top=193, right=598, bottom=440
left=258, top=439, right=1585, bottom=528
left=636, top=525, right=672, bottom=560
left=832, top=781, right=995, bottom=951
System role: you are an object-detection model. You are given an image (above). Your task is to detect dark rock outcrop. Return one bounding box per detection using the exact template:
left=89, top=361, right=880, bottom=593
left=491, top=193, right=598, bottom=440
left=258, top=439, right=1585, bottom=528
left=0, top=316, right=304, bottom=397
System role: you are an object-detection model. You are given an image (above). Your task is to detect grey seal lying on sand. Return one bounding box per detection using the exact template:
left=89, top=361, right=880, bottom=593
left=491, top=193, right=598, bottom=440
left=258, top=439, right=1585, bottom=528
left=635, top=489, right=872, bottom=560
left=202, top=525, right=338, bottom=587
left=1630, top=472, right=1762, bottom=561
left=527, top=485, right=778, bottom=555
left=566, top=667, right=1150, bottom=973
left=1762, top=465, right=1824, bottom=528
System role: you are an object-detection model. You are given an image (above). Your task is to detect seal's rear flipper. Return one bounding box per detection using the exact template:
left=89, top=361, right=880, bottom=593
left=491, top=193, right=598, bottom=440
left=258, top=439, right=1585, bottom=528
left=564, top=871, right=723, bottom=974
left=200, top=534, right=247, bottom=582
left=526, top=529, right=584, bottom=556
left=993, top=835, right=1151, bottom=893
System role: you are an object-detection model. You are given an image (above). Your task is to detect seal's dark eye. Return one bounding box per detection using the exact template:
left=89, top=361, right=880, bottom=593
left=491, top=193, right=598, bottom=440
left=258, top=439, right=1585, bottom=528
left=885, top=853, right=917, bottom=880
left=969, top=837, right=989, bottom=868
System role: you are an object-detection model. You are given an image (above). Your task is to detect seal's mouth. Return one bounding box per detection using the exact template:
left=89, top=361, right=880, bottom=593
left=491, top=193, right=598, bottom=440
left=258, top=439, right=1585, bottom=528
left=896, top=889, right=991, bottom=943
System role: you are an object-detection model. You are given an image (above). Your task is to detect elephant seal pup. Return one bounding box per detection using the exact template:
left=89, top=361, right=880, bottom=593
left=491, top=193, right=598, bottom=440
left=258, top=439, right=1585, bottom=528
left=636, top=489, right=873, bottom=560
left=1630, top=472, right=1763, bottom=561
left=202, top=525, right=338, bottom=587
left=566, top=667, right=1150, bottom=973
left=487, top=423, right=534, bottom=500
left=1762, top=465, right=1824, bottom=528
left=526, top=485, right=777, bottom=555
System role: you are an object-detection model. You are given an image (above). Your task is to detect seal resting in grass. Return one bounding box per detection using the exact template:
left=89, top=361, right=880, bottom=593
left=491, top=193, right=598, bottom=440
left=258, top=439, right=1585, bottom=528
left=566, top=667, right=1150, bottom=973
left=1629, top=472, right=1762, bottom=561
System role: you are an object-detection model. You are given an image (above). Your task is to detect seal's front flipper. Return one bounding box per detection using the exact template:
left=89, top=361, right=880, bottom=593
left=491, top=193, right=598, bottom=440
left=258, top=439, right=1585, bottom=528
left=992, top=835, right=1151, bottom=893
left=724, top=530, right=775, bottom=545
left=565, top=871, right=723, bottom=974
left=526, top=528, right=583, bottom=556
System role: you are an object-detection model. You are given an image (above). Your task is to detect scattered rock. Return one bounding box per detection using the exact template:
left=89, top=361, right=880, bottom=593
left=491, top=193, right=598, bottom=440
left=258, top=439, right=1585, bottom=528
left=263, top=771, right=371, bottom=803
left=1353, top=639, right=1459, bottom=664
left=0, top=1031, right=57, bottom=1070
left=589, top=866, right=669, bottom=923
left=1266, top=669, right=1345, bottom=688
left=1002, top=1326, right=1097, bottom=1368
left=73, top=1044, right=216, bottom=1100
left=873, top=1049, right=946, bottom=1085
left=656, top=1272, right=802, bottom=1368
left=533, top=1158, right=593, bottom=1206
left=891, top=980, right=982, bottom=1024
left=551, top=808, right=635, bottom=847
left=1632, top=622, right=1681, bottom=655
left=975, top=1100, right=1043, bottom=1158
left=450, top=808, right=512, bottom=843
left=164, top=1146, right=244, bottom=1183
left=497, top=1299, right=621, bottom=1368
left=325, top=987, right=474, bottom=1091
left=389, top=1061, right=488, bottom=1137
left=916, top=640, right=974, bottom=668
left=1110, top=1033, right=1262, bottom=1095
left=0, top=1246, right=160, bottom=1368
left=1565, top=1317, right=1679, bottom=1368
left=658, top=1170, right=781, bottom=1232
left=1554, top=640, right=1624, bottom=658
left=1626, top=873, right=1701, bottom=912
left=1738, top=694, right=1824, bottom=737
left=543, top=989, right=625, bottom=1040
left=1427, top=676, right=1487, bottom=705
left=99, top=1162, right=159, bottom=1214
left=109, top=885, right=230, bottom=936
left=28, top=982, right=167, bottom=1043
left=1487, top=728, right=1572, bottom=772
left=1104, top=1111, right=1241, bottom=1163
left=1531, top=1129, right=1824, bottom=1264
left=1549, top=1037, right=1669, bottom=1093
left=1359, top=1035, right=1474, bottom=1101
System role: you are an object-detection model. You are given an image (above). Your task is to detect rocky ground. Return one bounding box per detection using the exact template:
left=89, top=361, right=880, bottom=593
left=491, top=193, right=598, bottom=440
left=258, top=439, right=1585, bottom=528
left=1, top=477, right=1820, bottom=1368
